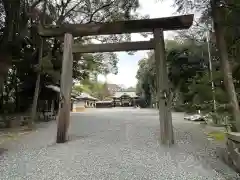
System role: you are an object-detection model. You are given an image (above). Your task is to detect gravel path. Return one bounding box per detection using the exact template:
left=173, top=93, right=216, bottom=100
left=0, top=108, right=239, bottom=180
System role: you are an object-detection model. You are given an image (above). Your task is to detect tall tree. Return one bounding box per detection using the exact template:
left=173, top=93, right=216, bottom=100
left=161, top=0, right=240, bottom=131
left=211, top=0, right=240, bottom=131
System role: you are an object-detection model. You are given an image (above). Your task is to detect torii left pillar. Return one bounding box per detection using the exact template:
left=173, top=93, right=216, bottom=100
left=56, top=33, right=73, bottom=143
left=154, top=29, right=174, bottom=145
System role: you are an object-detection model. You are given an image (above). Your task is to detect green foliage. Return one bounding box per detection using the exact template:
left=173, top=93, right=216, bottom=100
left=73, top=84, right=91, bottom=95
left=136, top=55, right=156, bottom=107
left=0, top=0, right=144, bottom=114
left=136, top=26, right=232, bottom=117
left=73, top=79, right=111, bottom=100
left=151, top=0, right=240, bottom=130
left=136, top=37, right=210, bottom=108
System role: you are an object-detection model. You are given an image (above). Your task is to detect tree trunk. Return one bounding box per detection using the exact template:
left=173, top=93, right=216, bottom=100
left=0, top=0, right=22, bottom=99
left=14, top=68, right=19, bottom=112
left=29, top=39, right=43, bottom=128
left=212, top=0, right=240, bottom=132
left=0, top=76, right=4, bottom=113
left=30, top=0, right=47, bottom=128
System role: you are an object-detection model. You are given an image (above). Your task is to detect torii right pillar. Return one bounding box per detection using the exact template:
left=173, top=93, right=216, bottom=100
left=154, top=28, right=174, bottom=145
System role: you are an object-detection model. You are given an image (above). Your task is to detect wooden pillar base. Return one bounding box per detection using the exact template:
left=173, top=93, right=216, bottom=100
left=56, top=131, right=68, bottom=143
left=56, top=128, right=68, bottom=143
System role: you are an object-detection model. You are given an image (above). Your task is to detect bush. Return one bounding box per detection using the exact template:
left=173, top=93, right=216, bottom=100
left=173, top=103, right=196, bottom=113
left=173, top=104, right=186, bottom=112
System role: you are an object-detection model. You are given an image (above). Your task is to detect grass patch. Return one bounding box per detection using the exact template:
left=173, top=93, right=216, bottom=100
left=0, top=129, right=32, bottom=145
left=0, top=133, right=19, bottom=144
left=207, top=131, right=226, bottom=141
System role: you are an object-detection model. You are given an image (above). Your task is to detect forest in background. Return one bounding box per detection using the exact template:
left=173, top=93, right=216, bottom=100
left=0, top=0, right=146, bottom=116
left=136, top=0, right=240, bottom=130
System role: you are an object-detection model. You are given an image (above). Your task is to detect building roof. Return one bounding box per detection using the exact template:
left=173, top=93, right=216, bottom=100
left=46, top=85, right=61, bottom=92
left=124, top=87, right=136, bottom=92
left=96, top=100, right=112, bottom=103
left=46, top=85, right=79, bottom=98
left=76, top=92, right=98, bottom=101
left=113, top=91, right=138, bottom=98
left=107, top=83, right=122, bottom=89
left=107, top=83, right=123, bottom=94
left=45, top=85, right=98, bottom=101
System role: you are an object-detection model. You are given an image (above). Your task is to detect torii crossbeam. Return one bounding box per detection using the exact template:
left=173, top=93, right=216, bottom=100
left=38, top=14, right=193, bottom=37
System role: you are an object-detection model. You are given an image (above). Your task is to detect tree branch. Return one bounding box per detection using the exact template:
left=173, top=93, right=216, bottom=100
left=57, top=1, right=82, bottom=25
left=31, top=0, right=43, bottom=10
left=60, top=0, right=71, bottom=17
left=88, top=2, right=114, bottom=23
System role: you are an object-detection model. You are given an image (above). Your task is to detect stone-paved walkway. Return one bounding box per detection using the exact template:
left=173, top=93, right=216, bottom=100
left=0, top=108, right=239, bottom=180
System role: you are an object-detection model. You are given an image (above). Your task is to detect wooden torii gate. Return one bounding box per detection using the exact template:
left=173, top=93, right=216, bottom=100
left=38, top=14, right=193, bottom=145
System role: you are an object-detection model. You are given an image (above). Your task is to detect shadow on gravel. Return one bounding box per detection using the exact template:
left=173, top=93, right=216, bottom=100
left=68, top=134, right=90, bottom=142
left=44, top=134, right=89, bottom=148
left=0, top=148, right=7, bottom=155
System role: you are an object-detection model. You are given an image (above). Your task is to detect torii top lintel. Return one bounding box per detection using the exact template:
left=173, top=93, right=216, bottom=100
left=38, top=14, right=194, bottom=37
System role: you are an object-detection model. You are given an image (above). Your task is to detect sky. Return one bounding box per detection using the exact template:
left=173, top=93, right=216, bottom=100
left=98, top=0, right=176, bottom=88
